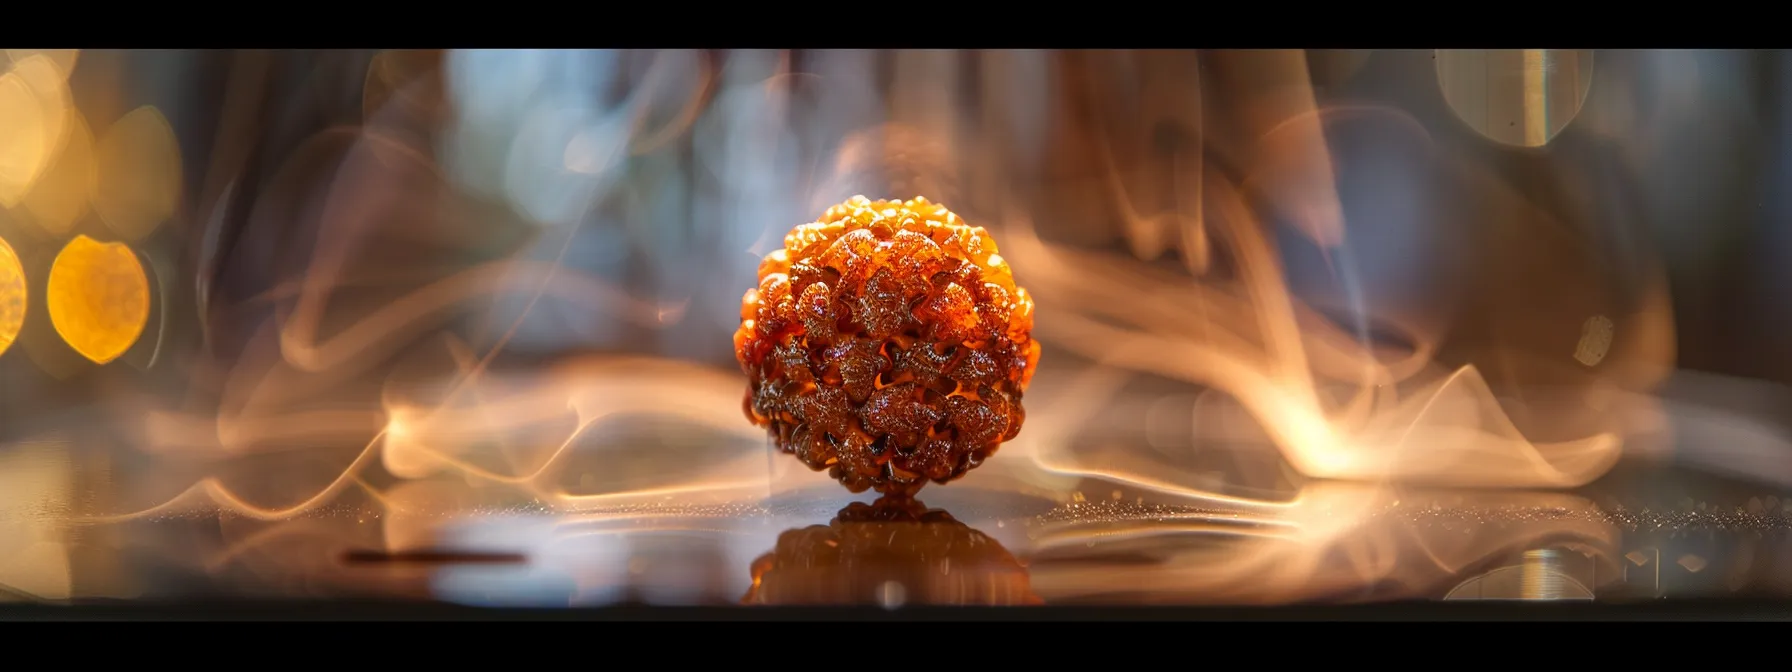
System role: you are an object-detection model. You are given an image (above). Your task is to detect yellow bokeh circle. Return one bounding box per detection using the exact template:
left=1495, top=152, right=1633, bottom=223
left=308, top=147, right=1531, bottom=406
left=0, top=54, right=73, bottom=208
left=46, top=235, right=150, bottom=364
left=92, top=106, right=182, bottom=242
left=0, top=235, right=24, bottom=359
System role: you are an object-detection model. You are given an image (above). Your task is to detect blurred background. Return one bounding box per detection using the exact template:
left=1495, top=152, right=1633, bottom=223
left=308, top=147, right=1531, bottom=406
left=3, top=49, right=1792, bottom=608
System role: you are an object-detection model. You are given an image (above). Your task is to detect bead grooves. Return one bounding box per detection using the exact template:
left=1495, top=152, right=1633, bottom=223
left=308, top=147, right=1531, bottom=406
left=734, top=196, right=1039, bottom=495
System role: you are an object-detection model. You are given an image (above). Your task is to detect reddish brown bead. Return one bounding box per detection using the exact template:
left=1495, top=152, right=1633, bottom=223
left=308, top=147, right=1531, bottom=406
left=735, top=196, right=1039, bottom=495
left=741, top=497, right=1040, bottom=606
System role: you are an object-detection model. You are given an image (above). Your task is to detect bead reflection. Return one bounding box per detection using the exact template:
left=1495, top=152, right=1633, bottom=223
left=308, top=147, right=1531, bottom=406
left=743, top=496, right=1038, bottom=606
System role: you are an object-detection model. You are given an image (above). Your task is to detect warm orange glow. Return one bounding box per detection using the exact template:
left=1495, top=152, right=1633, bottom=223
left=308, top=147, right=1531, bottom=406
left=0, top=54, right=72, bottom=208
left=92, top=106, right=182, bottom=241
left=0, top=235, right=24, bottom=359
left=0, top=443, right=74, bottom=600
left=51, top=52, right=1697, bottom=606
left=21, top=110, right=96, bottom=236
left=46, top=235, right=150, bottom=364
left=3, top=49, right=79, bottom=77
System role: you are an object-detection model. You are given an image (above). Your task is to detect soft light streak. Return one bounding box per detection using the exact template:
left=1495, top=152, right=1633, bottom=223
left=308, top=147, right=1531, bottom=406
left=1523, top=49, right=1547, bottom=148
left=36, top=51, right=1694, bottom=606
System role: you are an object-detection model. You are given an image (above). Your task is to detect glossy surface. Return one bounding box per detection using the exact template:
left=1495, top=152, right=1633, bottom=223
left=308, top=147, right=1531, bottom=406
left=4, top=460, right=1784, bottom=609
left=736, top=196, right=1040, bottom=495
left=743, top=496, right=1038, bottom=606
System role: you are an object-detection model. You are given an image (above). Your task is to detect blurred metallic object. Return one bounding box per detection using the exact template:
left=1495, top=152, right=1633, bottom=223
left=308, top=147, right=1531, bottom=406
left=1442, top=549, right=1594, bottom=601
left=1441, top=565, right=1594, bottom=601
left=1521, top=549, right=1564, bottom=599
left=1436, top=49, right=1594, bottom=148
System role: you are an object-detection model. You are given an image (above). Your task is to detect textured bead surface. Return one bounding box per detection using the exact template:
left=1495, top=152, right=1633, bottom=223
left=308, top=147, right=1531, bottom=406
left=735, top=196, right=1039, bottom=495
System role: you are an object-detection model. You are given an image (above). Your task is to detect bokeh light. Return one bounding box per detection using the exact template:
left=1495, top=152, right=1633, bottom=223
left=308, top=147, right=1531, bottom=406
left=20, top=110, right=96, bottom=236
left=3, top=49, right=79, bottom=77
left=0, top=54, right=73, bottom=207
left=46, top=235, right=150, bottom=364
left=0, top=234, right=24, bottom=359
left=92, top=106, right=182, bottom=241
left=1436, top=49, right=1594, bottom=148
